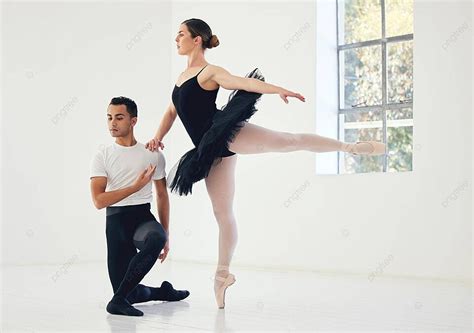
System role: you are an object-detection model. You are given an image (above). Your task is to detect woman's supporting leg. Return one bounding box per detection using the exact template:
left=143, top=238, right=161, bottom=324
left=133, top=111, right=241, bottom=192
left=204, top=155, right=238, bottom=291
left=228, top=122, right=378, bottom=155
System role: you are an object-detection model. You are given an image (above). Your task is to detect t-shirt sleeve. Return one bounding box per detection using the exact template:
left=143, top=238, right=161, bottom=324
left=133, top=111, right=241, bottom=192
left=153, top=151, right=166, bottom=180
left=90, top=150, right=107, bottom=178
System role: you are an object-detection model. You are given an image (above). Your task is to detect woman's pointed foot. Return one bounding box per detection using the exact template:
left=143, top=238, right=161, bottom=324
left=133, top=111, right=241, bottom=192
left=214, top=273, right=236, bottom=309
left=343, top=141, right=386, bottom=156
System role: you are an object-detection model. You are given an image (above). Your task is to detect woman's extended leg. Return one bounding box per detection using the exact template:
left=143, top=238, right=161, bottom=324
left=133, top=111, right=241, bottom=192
left=228, top=122, right=383, bottom=155
left=204, top=155, right=238, bottom=304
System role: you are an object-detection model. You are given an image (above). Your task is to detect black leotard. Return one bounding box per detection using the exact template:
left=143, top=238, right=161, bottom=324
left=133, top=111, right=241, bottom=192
left=172, top=65, right=235, bottom=157
left=168, top=67, right=264, bottom=195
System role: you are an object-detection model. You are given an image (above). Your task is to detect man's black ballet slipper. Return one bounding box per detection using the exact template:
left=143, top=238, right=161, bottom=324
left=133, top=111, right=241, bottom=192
left=106, top=295, right=144, bottom=316
left=151, top=281, right=190, bottom=301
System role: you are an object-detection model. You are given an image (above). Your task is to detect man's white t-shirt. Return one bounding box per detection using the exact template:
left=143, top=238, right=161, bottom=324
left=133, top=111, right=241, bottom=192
left=90, top=142, right=166, bottom=207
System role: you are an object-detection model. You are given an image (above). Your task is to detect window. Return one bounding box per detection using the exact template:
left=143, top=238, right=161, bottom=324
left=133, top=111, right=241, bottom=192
left=337, top=0, right=413, bottom=173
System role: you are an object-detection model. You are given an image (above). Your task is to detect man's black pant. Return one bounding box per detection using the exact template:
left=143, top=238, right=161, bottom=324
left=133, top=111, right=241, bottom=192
left=105, top=203, right=167, bottom=302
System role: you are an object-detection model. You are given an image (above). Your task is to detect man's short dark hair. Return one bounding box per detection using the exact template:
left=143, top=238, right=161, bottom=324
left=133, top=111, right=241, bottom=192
left=109, top=96, right=138, bottom=118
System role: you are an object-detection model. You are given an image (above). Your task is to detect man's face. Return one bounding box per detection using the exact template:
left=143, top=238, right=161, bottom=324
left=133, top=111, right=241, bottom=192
left=107, top=104, right=136, bottom=137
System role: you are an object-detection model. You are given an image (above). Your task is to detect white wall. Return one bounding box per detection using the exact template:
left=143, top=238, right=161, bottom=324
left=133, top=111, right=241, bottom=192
left=1, top=0, right=172, bottom=263
left=1, top=0, right=472, bottom=283
left=472, top=0, right=474, bottom=283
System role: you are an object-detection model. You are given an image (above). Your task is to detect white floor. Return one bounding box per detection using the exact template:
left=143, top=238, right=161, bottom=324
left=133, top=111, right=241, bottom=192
left=1, top=261, right=472, bottom=332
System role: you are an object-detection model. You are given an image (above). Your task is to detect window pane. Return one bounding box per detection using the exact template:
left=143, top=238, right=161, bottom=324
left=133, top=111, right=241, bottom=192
left=387, top=40, right=413, bottom=103
left=341, top=45, right=382, bottom=109
left=338, top=0, right=382, bottom=44
left=340, top=111, right=384, bottom=173
left=386, top=0, right=414, bottom=37
left=387, top=108, right=413, bottom=172
left=387, top=108, right=412, bottom=120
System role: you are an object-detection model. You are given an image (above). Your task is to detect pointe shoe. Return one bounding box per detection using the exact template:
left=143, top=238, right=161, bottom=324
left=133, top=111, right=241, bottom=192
left=348, top=141, right=386, bottom=156
left=214, top=273, right=236, bottom=309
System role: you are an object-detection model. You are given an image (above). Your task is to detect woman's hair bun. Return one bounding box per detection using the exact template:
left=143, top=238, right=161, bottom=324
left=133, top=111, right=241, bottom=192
left=208, top=34, right=220, bottom=49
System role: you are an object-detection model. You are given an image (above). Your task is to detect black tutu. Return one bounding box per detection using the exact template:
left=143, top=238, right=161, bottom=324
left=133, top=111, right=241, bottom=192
left=168, top=68, right=265, bottom=196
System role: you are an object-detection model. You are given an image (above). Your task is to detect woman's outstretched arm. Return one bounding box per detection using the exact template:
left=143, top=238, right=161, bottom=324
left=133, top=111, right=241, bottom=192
left=211, top=66, right=305, bottom=104
left=146, top=102, right=178, bottom=151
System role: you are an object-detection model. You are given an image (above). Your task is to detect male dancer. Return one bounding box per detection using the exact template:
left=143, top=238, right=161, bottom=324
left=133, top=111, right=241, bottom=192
left=90, top=96, right=189, bottom=316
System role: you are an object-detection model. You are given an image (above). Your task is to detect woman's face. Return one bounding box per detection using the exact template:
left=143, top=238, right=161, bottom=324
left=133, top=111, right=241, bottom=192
left=175, top=24, right=200, bottom=55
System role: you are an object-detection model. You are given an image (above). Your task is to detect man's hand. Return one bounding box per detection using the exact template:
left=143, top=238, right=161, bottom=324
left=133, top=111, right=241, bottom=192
left=133, top=164, right=156, bottom=191
left=159, top=239, right=169, bottom=263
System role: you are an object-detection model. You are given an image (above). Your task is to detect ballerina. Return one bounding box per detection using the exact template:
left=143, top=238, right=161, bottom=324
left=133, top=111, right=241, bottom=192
left=146, top=18, right=386, bottom=309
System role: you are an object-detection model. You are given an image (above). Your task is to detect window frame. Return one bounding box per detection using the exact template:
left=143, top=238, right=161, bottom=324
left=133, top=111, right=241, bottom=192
left=336, top=0, right=414, bottom=173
